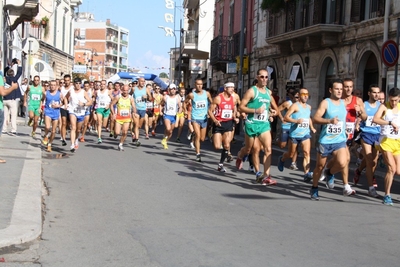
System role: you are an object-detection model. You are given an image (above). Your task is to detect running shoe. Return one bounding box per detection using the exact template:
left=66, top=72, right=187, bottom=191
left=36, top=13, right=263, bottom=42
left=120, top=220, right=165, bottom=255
left=383, top=195, right=393, bottom=206
left=176, top=137, right=181, bottom=143
left=303, top=172, right=313, bottom=183
left=343, top=185, right=356, bottom=196
left=218, top=164, right=226, bottom=172
left=62, top=139, right=67, bottom=146
left=248, top=165, right=255, bottom=173
left=118, top=144, right=124, bottom=151
left=31, top=131, right=35, bottom=138
left=151, top=130, right=156, bottom=137
left=226, top=153, right=233, bottom=163
left=277, top=155, right=284, bottom=172
left=289, top=163, right=299, bottom=171
left=255, top=172, right=263, bottom=183
left=97, top=138, right=102, bottom=144
left=79, top=136, right=85, bottom=142
left=70, top=145, right=75, bottom=153
left=310, top=187, right=320, bottom=200
left=109, top=131, right=114, bottom=137
left=190, top=142, right=195, bottom=149
left=236, top=157, right=243, bottom=170
left=187, top=132, right=192, bottom=140
left=372, top=176, right=378, bottom=188
left=325, top=169, right=335, bottom=189
left=368, top=187, right=379, bottom=198
left=145, top=134, right=149, bottom=139
left=135, top=141, right=141, bottom=147
left=161, top=139, right=168, bottom=149
left=42, top=136, right=49, bottom=145
left=196, top=154, right=202, bottom=162
left=47, top=144, right=52, bottom=152
left=262, top=176, right=277, bottom=186
left=353, top=169, right=361, bottom=186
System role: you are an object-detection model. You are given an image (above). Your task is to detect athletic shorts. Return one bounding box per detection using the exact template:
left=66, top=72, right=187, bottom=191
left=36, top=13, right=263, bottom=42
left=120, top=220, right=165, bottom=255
left=70, top=113, right=85, bottom=123
left=281, top=129, right=290, bottom=142
left=85, top=108, right=91, bottom=116
left=164, top=115, right=176, bottom=124
left=317, top=142, right=346, bottom=157
left=245, top=122, right=270, bottom=138
left=212, top=120, right=234, bottom=134
left=136, top=109, right=146, bottom=119
left=360, top=132, right=380, bottom=146
left=116, top=118, right=132, bottom=125
left=290, top=134, right=311, bottom=144
left=380, top=137, right=400, bottom=156
left=29, top=105, right=41, bottom=116
left=146, top=110, right=154, bottom=118
left=192, top=118, right=207, bottom=129
left=96, top=108, right=110, bottom=118
left=177, top=112, right=185, bottom=118
left=60, top=108, right=69, bottom=118
left=44, top=108, right=60, bottom=121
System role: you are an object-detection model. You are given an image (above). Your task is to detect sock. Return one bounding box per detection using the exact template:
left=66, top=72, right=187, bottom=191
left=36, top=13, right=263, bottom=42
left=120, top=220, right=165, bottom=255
left=220, top=149, right=228, bottom=164
left=119, top=143, right=123, bottom=146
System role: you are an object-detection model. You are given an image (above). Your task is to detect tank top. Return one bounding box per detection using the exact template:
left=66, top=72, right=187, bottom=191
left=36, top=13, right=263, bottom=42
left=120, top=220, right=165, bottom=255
left=29, top=85, right=43, bottom=107
left=68, top=89, right=87, bottom=116
left=153, top=93, right=162, bottom=110
left=345, top=95, right=358, bottom=139
left=112, top=90, right=120, bottom=109
left=164, top=95, right=179, bottom=116
left=133, top=87, right=147, bottom=111
left=289, top=102, right=311, bottom=138
left=360, top=101, right=381, bottom=135
left=96, top=89, right=111, bottom=109
left=116, top=96, right=132, bottom=120
left=281, top=100, right=292, bottom=130
left=61, top=85, right=73, bottom=109
left=44, top=90, right=61, bottom=110
left=319, top=98, right=347, bottom=144
left=245, top=86, right=271, bottom=125
left=215, top=93, right=235, bottom=122
left=191, top=90, right=208, bottom=120
left=380, top=103, right=400, bottom=139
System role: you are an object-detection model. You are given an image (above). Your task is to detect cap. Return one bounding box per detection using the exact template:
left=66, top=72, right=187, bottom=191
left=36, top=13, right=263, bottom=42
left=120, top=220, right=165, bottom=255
left=73, top=77, right=82, bottom=83
left=224, top=82, right=235, bottom=87
left=169, top=83, right=177, bottom=89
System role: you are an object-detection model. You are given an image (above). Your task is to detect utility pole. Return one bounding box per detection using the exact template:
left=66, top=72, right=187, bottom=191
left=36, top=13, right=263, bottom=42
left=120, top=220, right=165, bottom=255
left=238, top=0, right=247, bottom=97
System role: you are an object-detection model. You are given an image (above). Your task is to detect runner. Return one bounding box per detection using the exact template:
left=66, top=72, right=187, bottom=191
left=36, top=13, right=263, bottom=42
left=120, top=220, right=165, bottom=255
left=160, top=83, right=182, bottom=149
left=109, top=82, right=121, bottom=137
left=132, top=77, right=153, bottom=146
left=372, top=87, right=400, bottom=205
left=184, top=78, right=213, bottom=162
left=60, top=74, right=73, bottom=146
left=94, top=80, right=113, bottom=144
left=144, top=83, right=154, bottom=139
left=42, top=80, right=64, bottom=152
left=277, top=88, right=316, bottom=181
left=309, top=79, right=356, bottom=200
left=236, top=68, right=280, bottom=185
left=175, top=87, right=187, bottom=142
left=110, top=84, right=136, bottom=151
left=24, top=75, right=45, bottom=137
left=208, top=82, right=239, bottom=172
left=353, top=84, right=381, bottom=197
left=151, top=85, right=163, bottom=136
left=79, top=81, right=94, bottom=142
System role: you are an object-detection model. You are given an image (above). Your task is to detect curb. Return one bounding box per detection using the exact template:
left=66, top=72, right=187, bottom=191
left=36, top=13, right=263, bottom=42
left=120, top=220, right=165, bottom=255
left=0, top=138, right=42, bottom=248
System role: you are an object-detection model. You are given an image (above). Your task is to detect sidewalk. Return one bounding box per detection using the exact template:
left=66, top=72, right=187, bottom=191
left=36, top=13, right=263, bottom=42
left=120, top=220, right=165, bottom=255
left=0, top=118, right=42, bottom=249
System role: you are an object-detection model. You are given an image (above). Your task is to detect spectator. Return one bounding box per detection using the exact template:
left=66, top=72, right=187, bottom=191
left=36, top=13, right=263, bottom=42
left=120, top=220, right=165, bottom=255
left=19, top=77, right=28, bottom=117
left=2, top=59, right=22, bottom=135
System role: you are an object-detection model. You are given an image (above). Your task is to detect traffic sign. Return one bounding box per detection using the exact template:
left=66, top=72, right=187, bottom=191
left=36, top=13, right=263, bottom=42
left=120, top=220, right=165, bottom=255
left=381, top=40, right=399, bottom=67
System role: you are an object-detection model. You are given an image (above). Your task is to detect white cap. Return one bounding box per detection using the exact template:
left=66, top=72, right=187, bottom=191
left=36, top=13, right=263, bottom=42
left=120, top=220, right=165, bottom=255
left=224, top=82, right=235, bottom=87
left=169, top=83, right=177, bottom=89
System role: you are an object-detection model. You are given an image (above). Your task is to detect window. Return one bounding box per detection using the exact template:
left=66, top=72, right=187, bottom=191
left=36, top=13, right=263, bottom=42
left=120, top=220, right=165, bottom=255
left=229, top=2, right=234, bottom=36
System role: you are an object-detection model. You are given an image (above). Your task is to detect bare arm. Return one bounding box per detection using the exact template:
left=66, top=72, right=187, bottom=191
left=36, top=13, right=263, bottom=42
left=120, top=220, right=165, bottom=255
left=208, top=95, right=221, bottom=126
left=0, top=82, right=18, bottom=97
left=312, top=99, right=338, bottom=125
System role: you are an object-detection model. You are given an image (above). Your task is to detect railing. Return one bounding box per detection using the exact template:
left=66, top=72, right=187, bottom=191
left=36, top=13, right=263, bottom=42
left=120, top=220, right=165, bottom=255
left=106, top=22, right=118, bottom=30
left=210, top=33, right=242, bottom=65
left=119, top=52, right=128, bottom=58
left=184, top=30, right=198, bottom=44
left=120, top=39, right=128, bottom=45
left=119, top=64, right=127, bottom=69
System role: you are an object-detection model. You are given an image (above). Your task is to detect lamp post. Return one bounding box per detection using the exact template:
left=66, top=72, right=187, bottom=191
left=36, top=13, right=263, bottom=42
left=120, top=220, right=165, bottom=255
left=158, top=26, right=178, bottom=83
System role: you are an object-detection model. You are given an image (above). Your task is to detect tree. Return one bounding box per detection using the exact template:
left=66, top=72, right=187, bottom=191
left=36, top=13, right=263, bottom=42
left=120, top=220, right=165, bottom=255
left=159, top=72, right=169, bottom=78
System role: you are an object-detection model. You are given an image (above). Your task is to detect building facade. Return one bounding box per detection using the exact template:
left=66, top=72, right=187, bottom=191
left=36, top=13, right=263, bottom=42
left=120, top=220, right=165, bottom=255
left=73, top=13, right=129, bottom=81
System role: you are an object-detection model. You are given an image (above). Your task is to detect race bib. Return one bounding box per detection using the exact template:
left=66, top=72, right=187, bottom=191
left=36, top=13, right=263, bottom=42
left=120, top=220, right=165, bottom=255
left=346, top=122, right=355, bottom=135
left=99, top=101, right=106, bottom=108
left=221, top=109, right=232, bottom=119
left=298, top=119, right=309, bottom=128
left=119, top=109, right=130, bottom=117
left=146, top=102, right=153, bottom=109
left=365, top=116, right=378, bottom=127
left=327, top=121, right=343, bottom=134
left=253, top=110, right=268, bottom=122
left=32, top=94, right=40, bottom=101
left=74, top=106, right=83, bottom=113
left=136, top=98, right=143, bottom=104
left=196, top=100, right=206, bottom=109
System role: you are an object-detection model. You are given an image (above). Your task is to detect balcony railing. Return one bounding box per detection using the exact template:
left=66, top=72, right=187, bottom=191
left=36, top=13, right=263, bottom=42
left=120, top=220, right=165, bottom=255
left=119, top=52, right=128, bottom=58
left=120, top=39, right=128, bottom=45
left=184, top=30, right=198, bottom=44
left=210, top=33, right=243, bottom=65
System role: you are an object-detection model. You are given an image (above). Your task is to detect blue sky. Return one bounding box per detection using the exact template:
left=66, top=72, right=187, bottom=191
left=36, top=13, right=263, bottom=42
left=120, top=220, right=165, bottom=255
left=78, top=0, right=184, bottom=76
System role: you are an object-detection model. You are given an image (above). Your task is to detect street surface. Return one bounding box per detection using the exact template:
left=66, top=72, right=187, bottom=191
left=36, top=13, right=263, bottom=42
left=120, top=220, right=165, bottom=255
left=1, top=125, right=400, bottom=266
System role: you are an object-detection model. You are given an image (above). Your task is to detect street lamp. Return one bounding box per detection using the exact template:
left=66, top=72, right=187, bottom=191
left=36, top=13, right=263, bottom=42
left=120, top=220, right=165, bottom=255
left=158, top=26, right=179, bottom=84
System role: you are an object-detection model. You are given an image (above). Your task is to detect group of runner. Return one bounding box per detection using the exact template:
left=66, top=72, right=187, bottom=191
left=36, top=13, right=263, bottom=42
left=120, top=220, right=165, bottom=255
left=23, top=69, right=398, bottom=205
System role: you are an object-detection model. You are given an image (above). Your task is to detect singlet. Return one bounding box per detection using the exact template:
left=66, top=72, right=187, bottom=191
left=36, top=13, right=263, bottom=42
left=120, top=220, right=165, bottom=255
left=380, top=103, right=400, bottom=139
left=345, top=95, right=358, bottom=139
left=44, top=90, right=61, bottom=110
left=164, top=95, right=179, bottom=116
left=116, top=96, right=132, bottom=120
left=29, top=85, right=43, bottom=107
left=360, top=101, right=381, bottom=135
left=153, top=93, right=162, bottom=111
left=289, top=102, right=311, bottom=138
left=68, top=89, right=87, bottom=116
left=281, top=100, right=292, bottom=130
left=133, top=87, right=147, bottom=111
left=96, top=89, right=111, bottom=109
left=61, top=85, right=73, bottom=109
left=245, top=86, right=271, bottom=125
left=319, top=98, right=347, bottom=144
left=112, top=90, right=120, bottom=109
left=191, top=90, right=208, bottom=120
left=215, top=93, right=235, bottom=122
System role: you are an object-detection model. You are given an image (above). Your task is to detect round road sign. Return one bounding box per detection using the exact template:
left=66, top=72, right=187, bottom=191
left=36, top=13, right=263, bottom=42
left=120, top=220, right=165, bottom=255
left=381, top=40, right=399, bottom=68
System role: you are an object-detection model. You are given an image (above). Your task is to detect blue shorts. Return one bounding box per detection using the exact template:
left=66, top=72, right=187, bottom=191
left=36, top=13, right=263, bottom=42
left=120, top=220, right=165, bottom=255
left=136, top=109, right=146, bottom=119
left=163, top=115, right=176, bottom=124
left=360, top=132, right=380, bottom=146
left=85, top=107, right=91, bottom=116
left=290, top=134, right=311, bottom=144
left=281, top=129, right=290, bottom=142
left=192, top=118, right=207, bottom=128
left=44, top=108, right=60, bottom=121
left=317, top=142, right=347, bottom=157
left=70, top=113, right=85, bottom=123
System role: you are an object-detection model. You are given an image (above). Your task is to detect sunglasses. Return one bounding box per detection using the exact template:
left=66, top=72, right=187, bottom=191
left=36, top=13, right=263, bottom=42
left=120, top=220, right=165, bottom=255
left=300, top=93, right=309, bottom=96
left=258, top=75, right=268, bottom=79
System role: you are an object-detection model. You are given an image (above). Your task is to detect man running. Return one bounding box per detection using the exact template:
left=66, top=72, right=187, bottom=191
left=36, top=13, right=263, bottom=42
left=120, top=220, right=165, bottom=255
left=208, top=82, right=239, bottom=172
left=175, top=87, right=187, bottom=142
left=109, top=82, right=121, bottom=137
left=160, top=83, right=182, bottom=149
left=79, top=81, right=94, bottom=142
left=151, top=85, right=163, bottom=136
left=24, top=75, right=45, bottom=137
left=309, top=79, right=356, bottom=200
left=60, top=74, right=73, bottom=146
left=132, top=77, right=152, bottom=146
left=94, top=80, right=113, bottom=144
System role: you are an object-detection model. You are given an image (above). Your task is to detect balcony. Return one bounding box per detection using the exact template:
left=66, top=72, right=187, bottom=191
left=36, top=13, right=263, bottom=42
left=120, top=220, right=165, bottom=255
left=70, top=0, right=82, bottom=8
left=120, top=39, right=128, bottom=46
left=210, top=34, right=242, bottom=65
left=119, top=52, right=128, bottom=58
left=181, top=30, right=198, bottom=54
left=119, top=64, right=127, bottom=70
left=183, top=0, right=198, bottom=9
left=5, top=0, right=39, bottom=31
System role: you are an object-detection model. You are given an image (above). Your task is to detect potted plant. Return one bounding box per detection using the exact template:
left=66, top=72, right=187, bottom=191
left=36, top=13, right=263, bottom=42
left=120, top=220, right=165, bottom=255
left=30, top=19, right=40, bottom=27
left=41, top=16, right=49, bottom=26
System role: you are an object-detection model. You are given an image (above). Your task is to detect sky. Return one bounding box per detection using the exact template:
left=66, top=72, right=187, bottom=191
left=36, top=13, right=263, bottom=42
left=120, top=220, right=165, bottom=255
left=78, top=0, right=184, bottom=76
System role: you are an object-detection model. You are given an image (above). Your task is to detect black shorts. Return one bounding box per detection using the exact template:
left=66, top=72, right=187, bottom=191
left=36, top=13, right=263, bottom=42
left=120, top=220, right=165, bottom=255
left=212, top=120, right=234, bottom=134
left=60, top=108, right=69, bottom=118
left=146, top=110, right=154, bottom=118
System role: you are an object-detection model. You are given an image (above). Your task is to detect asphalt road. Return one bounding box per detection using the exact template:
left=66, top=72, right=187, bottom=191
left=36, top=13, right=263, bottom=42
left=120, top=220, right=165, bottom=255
left=2, top=126, right=400, bottom=266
